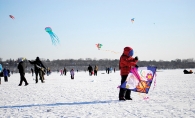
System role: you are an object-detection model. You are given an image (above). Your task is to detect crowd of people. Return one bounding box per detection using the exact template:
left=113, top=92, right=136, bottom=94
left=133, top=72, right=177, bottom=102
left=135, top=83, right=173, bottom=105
left=0, top=46, right=139, bottom=101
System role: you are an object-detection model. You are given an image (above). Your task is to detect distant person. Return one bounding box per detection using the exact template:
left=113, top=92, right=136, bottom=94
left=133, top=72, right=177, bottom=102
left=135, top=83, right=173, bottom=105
left=63, top=67, right=67, bottom=76
left=119, top=46, right=138, bottom=101
left=18, top=58, right=29, bottom=86
left=7, top=69, right=10, bottom=77
left=29, top=57, right=46, bottom=83
left=47, top=67, right=51, bottom=76
left=0, top=71, right=2, bottom=85
left=3, top=68, right=8, bottom=82
left=42, top=71, right=45, bottom=80
left=94, top=65, right=98, bottom=76
left=31, top=68, right=34, bottom=76
left=70, top=69, right=74, bottom=79
left=114, top=68, right=116, bottom=73
left=88, top=65, right=93, bottom=76
left=183, top=69, right=193, bottom=74
left=107, top=67, right=110, bottom=74
left=60, top=69, right=63, bottom=76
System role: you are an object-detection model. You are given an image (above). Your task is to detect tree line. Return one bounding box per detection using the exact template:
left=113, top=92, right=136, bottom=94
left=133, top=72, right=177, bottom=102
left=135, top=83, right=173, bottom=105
left=0, top=58, right=195, bottom=73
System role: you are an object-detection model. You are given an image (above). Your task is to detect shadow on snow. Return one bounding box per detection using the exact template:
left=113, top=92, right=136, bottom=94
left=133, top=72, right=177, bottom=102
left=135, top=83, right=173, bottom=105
left=0, top=100, right=118, bottom=109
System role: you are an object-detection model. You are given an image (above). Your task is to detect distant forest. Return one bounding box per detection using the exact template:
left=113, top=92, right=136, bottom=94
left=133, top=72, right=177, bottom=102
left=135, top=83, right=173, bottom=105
left=0, top=58, right=195, bottom=73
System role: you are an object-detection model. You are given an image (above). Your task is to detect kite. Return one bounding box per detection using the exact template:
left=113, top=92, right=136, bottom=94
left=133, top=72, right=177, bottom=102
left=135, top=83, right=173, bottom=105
left=45, top=27, right=60, bottom=45
left=120, top=66, right=157, bottom=94
left=9, top=15, right=15, bottom=19
left=96, top=43, right=103, bottom=50
left=131, top=18, right=135, bottom=23
left=95, top=44, right=121, bottom=54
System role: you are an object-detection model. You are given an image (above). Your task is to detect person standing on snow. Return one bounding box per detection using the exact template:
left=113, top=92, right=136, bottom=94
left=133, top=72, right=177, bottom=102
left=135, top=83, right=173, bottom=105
left=18, top=58, right=29, bottom=86
left=70, top=69, right=75, bottom=79
left=119, top=46, right=138, bottom=101
left=94, top=65, right=98, bottom=76
left=63, top=67, right=67, bottom=76
left=29, top=57, right=46, bottom=83
left=3, top=68, right=8, bottom=82
left=87, top=65, right=93, bottom=76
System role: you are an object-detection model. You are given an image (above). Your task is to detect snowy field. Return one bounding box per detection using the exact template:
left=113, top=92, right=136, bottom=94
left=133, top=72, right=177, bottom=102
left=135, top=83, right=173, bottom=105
left=0, top=69, right=195, bottom=118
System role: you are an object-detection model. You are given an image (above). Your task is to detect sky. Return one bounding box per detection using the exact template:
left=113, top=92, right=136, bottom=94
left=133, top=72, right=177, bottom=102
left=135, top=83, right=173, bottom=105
left=0, top=0, right=195, bottom=61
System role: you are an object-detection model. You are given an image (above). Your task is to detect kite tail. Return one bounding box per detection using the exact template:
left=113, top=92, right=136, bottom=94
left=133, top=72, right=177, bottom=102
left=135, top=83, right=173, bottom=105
left=138, top=93, right=149, bottom=100
left=101, top=49, right=121, bottom=54
left=52, top=33, right=60, bottom=43
left=50, top=36, right=57, bottom=45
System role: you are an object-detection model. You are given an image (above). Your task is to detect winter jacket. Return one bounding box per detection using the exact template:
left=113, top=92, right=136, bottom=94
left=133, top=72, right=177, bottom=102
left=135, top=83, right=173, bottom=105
left=18, top=61, right=25, bottom=74
left=70, top=69, right=74, bottom=76
left=88, top=65, right=93, bottom=72
left=119, top=47, right=138, bottom=75
left=94, top=66, right=98, bottom=71
left=3, top=69, right=8, bottom=77
left=29, top=58, right=46, bottom=72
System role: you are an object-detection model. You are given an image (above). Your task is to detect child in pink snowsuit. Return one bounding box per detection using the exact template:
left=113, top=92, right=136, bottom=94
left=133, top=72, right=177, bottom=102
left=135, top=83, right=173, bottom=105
left=60, top=69, right=63, bottom=76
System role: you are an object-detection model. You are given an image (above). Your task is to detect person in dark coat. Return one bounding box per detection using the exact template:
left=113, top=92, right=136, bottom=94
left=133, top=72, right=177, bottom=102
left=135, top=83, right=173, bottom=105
left=119, top=46, right=138, bottom=101
left=87, top=65, right=93, bottom=76
left=29, top=57, right=46, bottom=83
left=183, top=69, right=193, bottom=74
left=18, top=58, right=29, bottom=86
left=7, top=69, right=10, bottom=77
left=63, top=67, right=67, bottom=76
left=3, top=68, right=8, bottom=82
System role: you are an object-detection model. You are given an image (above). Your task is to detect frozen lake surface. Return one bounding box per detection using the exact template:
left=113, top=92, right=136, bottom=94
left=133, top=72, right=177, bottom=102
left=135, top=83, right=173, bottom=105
left=0, top=69, right=195, bottom=117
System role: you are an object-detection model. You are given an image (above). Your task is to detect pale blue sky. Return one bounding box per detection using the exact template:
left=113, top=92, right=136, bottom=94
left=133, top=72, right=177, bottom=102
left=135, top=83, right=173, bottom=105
left=0, top=0, right=195, bottom=61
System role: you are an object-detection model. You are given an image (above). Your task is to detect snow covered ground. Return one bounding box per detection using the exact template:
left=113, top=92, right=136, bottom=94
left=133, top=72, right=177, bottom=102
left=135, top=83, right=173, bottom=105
left=0, top=69, right=195, bottom=118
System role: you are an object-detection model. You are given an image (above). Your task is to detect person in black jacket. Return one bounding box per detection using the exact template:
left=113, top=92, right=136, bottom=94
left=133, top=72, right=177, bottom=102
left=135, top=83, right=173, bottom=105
left=87, top=65, right=93, bottom=76
left=29, top=57, right=46, bottom=83
left=18, top=58, right=28, bottom=86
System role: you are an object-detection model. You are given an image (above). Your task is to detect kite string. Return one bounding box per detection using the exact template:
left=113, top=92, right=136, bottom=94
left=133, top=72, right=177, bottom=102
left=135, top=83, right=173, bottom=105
left=152, top=72, right=157, bottom=90
left=101, top=49, right=121, bottom=54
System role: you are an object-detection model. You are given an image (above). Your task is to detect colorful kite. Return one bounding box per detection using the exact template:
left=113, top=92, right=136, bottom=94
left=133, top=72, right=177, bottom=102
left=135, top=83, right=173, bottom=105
left=131, top=18, right=135, bottom=23
left=95, top=44, right=121, bottom=54
left=45, top=27, right=60, bottom=45
left=120, top=66, right=157, bottom=94
left=96, top=43, right=103, bottom=50
left=9, top=15, right=15, bottom=19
